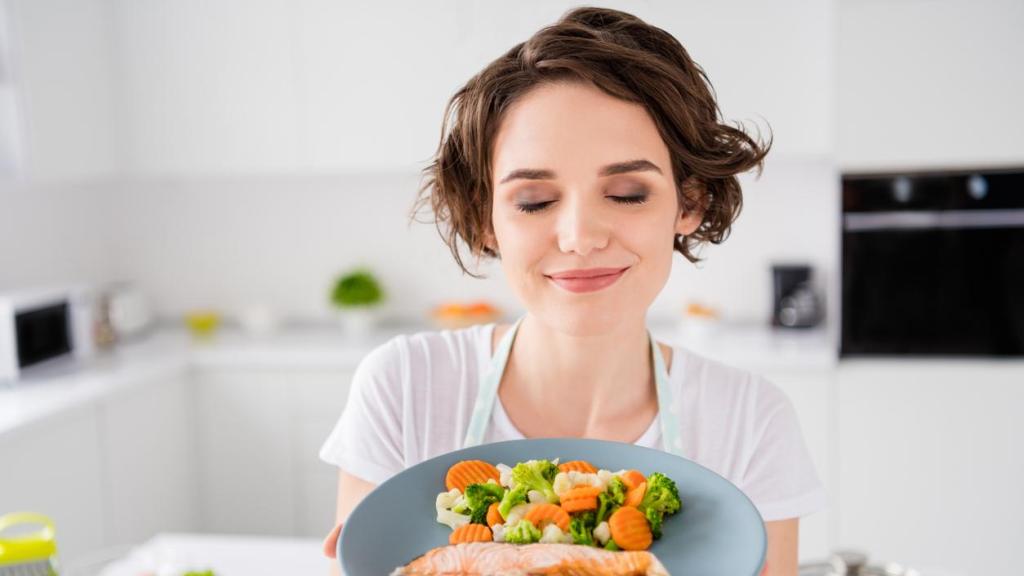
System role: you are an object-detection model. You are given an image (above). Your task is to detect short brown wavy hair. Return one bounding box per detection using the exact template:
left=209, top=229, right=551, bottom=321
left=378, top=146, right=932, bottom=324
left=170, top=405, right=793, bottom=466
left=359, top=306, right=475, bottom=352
left=413, top=6, right=771, bottom=277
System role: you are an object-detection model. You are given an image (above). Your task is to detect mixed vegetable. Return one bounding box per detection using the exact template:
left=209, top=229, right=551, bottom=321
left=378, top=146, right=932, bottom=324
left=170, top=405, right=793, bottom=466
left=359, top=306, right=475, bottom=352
left=435, top=458, right=682, bottom=551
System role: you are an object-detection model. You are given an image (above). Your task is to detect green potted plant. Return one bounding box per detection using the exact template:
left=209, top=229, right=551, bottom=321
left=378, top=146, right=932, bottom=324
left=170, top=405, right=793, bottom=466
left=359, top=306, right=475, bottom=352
left=330, top=268, right=385, bottom=337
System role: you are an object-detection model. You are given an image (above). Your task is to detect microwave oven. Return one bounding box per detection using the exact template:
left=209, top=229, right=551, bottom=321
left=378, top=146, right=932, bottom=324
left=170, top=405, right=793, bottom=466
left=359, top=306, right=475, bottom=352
left=0, top=285, right=96, bottom=382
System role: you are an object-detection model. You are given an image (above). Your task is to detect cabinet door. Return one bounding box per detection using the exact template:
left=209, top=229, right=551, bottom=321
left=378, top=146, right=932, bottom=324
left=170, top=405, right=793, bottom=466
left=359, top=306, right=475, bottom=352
left=7, top=0, right=117, bottom=179
left=837, top=361, right=1024, bottom=574
left=0, top=404, right=106, bottom=565
left=98, top=371, right=200, bottom=546
left=115, top=0, right=301, bottom=174
left=760, top=369, right=836, bottom=563
left=195, top=370, right=296, bottom=534
left=194, top=367, right=355, bottom=536
left=290, top=369, right=355, bottom=538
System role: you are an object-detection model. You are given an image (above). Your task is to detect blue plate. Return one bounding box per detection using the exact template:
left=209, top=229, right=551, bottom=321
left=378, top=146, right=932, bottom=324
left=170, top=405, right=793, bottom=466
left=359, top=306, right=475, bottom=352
left=340, top=438, right=766, bottom=575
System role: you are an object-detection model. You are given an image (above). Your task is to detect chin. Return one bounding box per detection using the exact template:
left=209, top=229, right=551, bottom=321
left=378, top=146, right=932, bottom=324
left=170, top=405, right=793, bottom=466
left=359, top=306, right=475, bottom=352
left=536, top=301, right=637, bottom=337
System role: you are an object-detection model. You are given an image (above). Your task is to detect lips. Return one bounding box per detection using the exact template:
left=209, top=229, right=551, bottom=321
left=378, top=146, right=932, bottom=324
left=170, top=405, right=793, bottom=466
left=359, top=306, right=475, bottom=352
left=545, top=267, right=630, bottom=293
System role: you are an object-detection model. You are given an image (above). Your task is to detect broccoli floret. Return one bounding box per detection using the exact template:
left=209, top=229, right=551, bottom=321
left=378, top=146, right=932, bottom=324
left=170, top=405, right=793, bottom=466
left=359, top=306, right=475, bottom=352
left=504, top=519, right=542, bottom=544
left=596, top=477, right=627, bottom=524
left=498, top=484, right=530, bottom=519
left=464, top=482, right=505, bottom=525
left=510, top=460, right=560, bottom=504
left=603, top=538, right=621, bottom=551
left=637, top=472, right=682, bottom=539
left=569, top=511, right=597, bottom=546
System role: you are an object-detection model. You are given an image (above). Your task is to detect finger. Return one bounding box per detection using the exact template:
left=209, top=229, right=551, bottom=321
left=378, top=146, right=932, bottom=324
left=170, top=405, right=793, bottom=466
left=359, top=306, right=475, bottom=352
left=322, top=522, right=344, bottom=558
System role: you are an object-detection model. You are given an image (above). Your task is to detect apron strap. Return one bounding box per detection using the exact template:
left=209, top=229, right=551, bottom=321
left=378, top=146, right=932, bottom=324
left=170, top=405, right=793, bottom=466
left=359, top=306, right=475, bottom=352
left=649, top=331, right=685, bottom=456
left=463, top=316, right=524, bottom=448
left=463, top=317, right=685, bottom=457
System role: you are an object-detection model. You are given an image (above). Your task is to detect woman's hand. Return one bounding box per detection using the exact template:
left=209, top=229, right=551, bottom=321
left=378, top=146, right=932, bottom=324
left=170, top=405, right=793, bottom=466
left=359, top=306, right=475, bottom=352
left=323, top=521, right=343, bottom=559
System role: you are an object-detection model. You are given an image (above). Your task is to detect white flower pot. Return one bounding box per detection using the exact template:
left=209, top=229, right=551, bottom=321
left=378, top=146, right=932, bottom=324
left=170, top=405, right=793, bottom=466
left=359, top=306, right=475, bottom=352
left=337, top=307, right=378, bottom=339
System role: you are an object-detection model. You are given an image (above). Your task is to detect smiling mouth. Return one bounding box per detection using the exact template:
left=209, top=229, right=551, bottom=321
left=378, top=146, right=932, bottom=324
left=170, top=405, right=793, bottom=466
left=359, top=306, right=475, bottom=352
left=544, top=267, right=630, bottom=293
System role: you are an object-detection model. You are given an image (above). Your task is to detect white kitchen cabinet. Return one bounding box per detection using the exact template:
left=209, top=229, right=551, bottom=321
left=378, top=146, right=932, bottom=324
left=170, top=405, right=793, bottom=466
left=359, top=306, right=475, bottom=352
left=193, top=367, right=354, bottom=537
left=97, top=371, right=200, bottom=547
left=836, top=360, right=1024, bottom=575
left=103, top=0, right=837, bottom=176
left=113, top=0, right=301, bottom=175
left=0, top=403, right=106, bottom=565
left=5, top=0, right=118, bottom=180
left=760, top=368, right=836, bottom=563
left=838, top=0, right=1024, bottom=170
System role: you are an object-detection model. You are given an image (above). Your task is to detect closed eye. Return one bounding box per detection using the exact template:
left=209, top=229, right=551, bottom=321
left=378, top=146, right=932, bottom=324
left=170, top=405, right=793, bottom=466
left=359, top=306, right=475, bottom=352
left=515, top=200, right=555, bottom=214
left=515, top=195, right=648, bottom=214
left=611, top=195, right=648, bottom=205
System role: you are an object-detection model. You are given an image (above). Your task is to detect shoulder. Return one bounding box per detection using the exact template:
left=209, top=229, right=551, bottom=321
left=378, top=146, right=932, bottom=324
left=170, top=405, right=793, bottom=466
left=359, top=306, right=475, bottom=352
left=353, top=323, right=493, bottom=389
left=668, top=345, right=793, bottom=423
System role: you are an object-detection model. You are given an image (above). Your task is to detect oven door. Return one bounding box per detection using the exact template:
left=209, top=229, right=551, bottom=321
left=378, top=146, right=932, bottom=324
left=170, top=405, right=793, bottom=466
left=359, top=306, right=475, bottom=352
left=841, top=170, right=1024, bottom=356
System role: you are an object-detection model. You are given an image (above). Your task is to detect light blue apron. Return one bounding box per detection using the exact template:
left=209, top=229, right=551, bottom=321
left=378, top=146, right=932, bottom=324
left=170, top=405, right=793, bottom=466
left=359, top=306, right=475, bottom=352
left=462, top=315, right=685, bottom=456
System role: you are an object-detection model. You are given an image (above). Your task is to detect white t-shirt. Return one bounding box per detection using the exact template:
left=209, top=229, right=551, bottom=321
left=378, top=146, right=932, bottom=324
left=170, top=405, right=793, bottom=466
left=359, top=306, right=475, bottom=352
left=319, top=323, right=827, bottom=522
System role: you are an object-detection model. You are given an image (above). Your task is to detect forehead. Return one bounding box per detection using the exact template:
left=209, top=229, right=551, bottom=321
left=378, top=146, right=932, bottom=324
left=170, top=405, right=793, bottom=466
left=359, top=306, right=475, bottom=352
left=491, top=81, right=671, bottom=181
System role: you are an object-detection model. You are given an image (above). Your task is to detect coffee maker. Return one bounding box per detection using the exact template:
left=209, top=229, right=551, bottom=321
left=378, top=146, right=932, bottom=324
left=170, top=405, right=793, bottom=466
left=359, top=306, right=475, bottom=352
left=772, top=264, right=822, bottom=329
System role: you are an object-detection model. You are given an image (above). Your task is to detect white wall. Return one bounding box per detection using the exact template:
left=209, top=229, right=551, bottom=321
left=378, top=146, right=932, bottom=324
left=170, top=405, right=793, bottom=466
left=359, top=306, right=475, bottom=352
left=103, top=158, right=837, bottom=324
left=0, top=179, right=114, bottom=291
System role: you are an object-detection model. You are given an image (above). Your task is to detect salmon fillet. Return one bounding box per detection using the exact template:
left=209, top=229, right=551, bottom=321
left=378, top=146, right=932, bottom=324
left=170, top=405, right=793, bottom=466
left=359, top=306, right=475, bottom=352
left=390, top=542, right=670, bottom=575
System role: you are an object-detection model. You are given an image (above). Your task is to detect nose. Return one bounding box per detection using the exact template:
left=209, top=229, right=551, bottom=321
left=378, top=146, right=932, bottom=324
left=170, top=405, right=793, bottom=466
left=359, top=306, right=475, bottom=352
left=556, top=194, right=610, bottom=257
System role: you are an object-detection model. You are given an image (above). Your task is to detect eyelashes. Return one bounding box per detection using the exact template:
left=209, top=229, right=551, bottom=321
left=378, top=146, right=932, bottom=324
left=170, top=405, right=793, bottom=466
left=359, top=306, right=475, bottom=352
left=515, top=193, right=649, bottom=214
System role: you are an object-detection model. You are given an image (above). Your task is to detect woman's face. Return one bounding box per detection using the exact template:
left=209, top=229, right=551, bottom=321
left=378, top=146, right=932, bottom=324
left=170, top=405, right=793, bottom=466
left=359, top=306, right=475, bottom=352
left=488, top=81, right=702, bottom=335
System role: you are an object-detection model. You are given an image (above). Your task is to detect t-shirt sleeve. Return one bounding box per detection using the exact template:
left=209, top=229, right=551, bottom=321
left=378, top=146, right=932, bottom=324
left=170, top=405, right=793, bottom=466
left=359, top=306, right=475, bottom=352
left=740, top=381, right=828, bottom=522
left=319, top=337, right=406, bottom=485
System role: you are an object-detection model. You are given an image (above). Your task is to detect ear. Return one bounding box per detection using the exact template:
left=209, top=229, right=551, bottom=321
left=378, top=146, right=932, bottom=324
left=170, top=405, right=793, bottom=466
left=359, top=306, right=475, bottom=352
left=481, top=229, right=499, bottom=254
left=675, top=176, right=706, bottom=236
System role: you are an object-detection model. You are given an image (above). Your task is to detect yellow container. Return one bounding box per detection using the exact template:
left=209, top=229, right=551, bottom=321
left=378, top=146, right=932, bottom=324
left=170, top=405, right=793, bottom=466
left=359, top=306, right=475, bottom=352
left=0, top=512, right=59, bottom=575
left=185, top=311, right=221, bottom=338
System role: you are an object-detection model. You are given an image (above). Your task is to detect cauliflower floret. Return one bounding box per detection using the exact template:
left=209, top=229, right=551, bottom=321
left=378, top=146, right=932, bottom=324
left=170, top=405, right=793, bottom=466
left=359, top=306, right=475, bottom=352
left=527, top=490, right=546, bottom=504
left=504, top=502, right=537, bottom=526
left=435, top=488, right=471, bottom=530
left=492, top=523, right=506, bottom=542
left=597, top=469, right=615, bottom=486
left=593, top=521, right=611, bottom=545
left=554, top=470, right=605, bottom=497
left=539, top=524, right=573, bottom=544
left=497, top=463, right=514, bottom=488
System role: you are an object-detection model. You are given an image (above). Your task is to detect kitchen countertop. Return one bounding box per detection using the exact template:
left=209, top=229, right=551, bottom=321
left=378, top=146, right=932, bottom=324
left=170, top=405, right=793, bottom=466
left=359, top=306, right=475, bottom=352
left=94, top=532, right=325, bottom=576
left=0, top=318, right=837, bottom=436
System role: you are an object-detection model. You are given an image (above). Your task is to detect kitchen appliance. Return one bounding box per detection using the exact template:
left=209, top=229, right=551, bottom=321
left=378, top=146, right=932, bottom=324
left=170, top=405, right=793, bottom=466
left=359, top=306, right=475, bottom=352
left=0, top=285, right=96, bottom=382
left=841, top=167, right=1024, bottom=356
left=800, top=550, right=921, bottom=576
left=772, top=264, right=822, bottom=328
left=0, top=513, right=61, bottom=576
left=106, top=282, right=153, bottom=340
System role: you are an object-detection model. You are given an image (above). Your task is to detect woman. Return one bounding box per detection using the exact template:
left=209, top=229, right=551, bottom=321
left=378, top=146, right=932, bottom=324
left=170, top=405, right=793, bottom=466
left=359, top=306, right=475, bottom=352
left=320, top=7, right=825, bottom=575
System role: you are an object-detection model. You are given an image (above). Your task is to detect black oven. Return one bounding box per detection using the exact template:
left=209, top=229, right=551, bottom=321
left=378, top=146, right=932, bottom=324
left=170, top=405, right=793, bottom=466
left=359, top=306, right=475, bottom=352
left=841, top=167, right=1024, bottom=356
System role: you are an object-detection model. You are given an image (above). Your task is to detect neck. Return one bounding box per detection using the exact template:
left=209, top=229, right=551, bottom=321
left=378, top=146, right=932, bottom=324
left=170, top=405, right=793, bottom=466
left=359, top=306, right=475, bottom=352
left=504, top=313, right=657, bottom=434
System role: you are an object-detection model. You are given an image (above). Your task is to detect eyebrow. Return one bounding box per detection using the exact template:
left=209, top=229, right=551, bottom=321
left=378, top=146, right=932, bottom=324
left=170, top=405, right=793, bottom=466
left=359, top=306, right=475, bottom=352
left=498, top=159, right=662, bottom=184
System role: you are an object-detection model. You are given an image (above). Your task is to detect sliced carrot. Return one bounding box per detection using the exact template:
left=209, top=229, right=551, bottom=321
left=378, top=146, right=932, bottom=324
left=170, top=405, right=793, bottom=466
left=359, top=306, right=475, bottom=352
left=559, top=485, right=601, bottom=513
left=558, top=460, right=598, bottom=474
left=445, top=460, right=500, bottom=493
left=449, top=523, right=493, bottom=544
left=621, top=469, right=646, bottom=491
left=609, top=506, right=653, bottom=551
left=561, top=486, right=603, bottom=501
left=524, top=503, right=571, bottom=532
left=561, top=496, right=598, bottom=513
left=486, top=502, right=503, bottom=527
left=624, top=481, right=647, bottom=508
